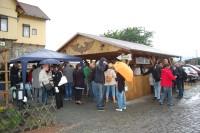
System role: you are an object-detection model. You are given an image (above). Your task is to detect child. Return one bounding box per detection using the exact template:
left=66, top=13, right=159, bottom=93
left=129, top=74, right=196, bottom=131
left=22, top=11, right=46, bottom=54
left=116, top=72, right=127, bottom=111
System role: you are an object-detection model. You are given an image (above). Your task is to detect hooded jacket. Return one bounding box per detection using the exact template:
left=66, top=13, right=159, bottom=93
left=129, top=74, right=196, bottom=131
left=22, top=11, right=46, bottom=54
left=161, top=67, right=176, bottom=88
left=94, top=57, right=107, bottom=84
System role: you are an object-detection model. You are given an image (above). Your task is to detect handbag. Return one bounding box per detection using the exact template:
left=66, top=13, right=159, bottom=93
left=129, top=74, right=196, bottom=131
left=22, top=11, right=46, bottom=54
left=42, top=82, right=53, bottom=91
left=58, top=72, right=68, bottom=86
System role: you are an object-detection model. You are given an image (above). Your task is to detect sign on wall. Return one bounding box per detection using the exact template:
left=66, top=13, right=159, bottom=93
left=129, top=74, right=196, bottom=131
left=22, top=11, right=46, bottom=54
left=136, top=57, right=150, bottom=64
left=0, top=41, right=6, bottom=47
left=117, top=54, right=132, bottom=60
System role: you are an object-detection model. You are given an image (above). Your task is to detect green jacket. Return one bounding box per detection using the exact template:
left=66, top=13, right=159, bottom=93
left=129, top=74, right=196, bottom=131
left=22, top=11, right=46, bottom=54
left=83, top=66, right=91, bottom=80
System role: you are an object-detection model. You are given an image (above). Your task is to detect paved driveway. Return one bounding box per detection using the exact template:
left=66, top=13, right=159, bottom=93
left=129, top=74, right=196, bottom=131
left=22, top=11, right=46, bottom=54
left=56, top=83, right=200, bottom=133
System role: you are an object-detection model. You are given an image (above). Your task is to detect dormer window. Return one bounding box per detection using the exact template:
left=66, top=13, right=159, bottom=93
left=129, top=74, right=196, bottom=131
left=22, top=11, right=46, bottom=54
left=0, top=16, right=8, bottom=32
left=23, top=24, right=30, bottom=37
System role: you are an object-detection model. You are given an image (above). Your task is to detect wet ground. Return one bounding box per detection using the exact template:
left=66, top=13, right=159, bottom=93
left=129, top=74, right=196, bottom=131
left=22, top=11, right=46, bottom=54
left=56, top=83, right=200, bottom=133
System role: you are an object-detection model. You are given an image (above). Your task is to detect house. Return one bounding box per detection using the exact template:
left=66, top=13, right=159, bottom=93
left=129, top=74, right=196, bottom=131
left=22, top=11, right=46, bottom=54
left=58, top=33, right=180, bottom=100
left=0, top=0, right=49, bottom=106
left=0, top=0, right=49, bottom=60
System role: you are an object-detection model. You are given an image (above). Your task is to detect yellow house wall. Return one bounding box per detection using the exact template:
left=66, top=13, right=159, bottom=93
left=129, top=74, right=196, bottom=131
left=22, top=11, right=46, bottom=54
left=60, top=35, right=121, bottom=55
left=0, top=0, right=18, bottom=40
left=15, top=16, right=46, bottom=45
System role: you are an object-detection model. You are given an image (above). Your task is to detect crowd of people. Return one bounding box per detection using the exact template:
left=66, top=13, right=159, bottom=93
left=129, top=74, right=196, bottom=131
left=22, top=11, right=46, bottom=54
left=10, top=58, right=127, bottom=111
left=143, top=58, right=187, bottom=106
left=9, top=57, right=187, bottom=111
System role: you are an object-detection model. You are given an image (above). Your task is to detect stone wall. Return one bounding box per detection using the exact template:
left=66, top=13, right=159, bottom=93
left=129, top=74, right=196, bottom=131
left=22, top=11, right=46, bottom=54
left=0, top=39, right=44, bottom=61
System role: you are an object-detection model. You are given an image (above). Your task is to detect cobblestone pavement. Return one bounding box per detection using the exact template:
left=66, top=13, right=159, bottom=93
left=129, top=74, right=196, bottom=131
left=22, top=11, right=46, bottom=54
left=56, top=83, right=200, bottom=133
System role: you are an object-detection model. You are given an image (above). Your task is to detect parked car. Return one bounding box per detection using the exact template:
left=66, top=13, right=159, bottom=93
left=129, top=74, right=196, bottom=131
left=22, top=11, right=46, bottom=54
left=195, top=65, right=200, bottom=69
left=185, top=64, right=200, bottom=76
left=182, top=66, right=199, bottom=81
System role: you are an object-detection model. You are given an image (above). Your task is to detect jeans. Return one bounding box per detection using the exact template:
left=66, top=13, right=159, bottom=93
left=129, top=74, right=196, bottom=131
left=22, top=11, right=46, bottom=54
left=91, top=81, right=97, bottom=102
left=84, top=79, right=89, bottom=95
left=94, top=82, right=105, bottom=109
left=42, top=87, right=48, bottom=104
left=176, top=79, right=184, bottom=98
left=154, top=81, right=161, bottom=100
left=35, top=88, right=42, bottom=103
left=65, top=82, right=73, bottom=99
left=105, top=85, right=116, bottom=98
left=116, top=89, right=126, bottom=109
left=160, top=87, right=173, bottom=105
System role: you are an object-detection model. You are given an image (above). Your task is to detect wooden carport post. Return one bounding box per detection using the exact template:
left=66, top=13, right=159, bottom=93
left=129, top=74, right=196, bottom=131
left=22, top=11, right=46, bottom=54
left=0, top=49, right=9, bottom=107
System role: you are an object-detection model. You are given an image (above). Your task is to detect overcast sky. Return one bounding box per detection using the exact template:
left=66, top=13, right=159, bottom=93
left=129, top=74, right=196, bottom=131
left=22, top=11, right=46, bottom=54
left=19, top=0, right=200, bottom=59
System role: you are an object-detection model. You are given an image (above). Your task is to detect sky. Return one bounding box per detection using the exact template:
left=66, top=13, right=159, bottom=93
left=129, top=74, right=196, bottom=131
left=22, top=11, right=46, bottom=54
left=19, top=0, right=200, bottom=59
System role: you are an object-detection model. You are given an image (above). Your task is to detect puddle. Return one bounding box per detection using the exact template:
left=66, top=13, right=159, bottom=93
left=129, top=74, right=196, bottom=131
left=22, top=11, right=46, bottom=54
left=189, top=93, right=200, bottom=101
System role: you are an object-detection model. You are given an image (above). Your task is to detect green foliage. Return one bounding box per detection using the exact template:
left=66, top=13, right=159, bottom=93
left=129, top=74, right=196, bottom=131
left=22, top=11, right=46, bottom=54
left=104, top=27, right=153, bottom=46
left=0, top=108, right=22, bottom=132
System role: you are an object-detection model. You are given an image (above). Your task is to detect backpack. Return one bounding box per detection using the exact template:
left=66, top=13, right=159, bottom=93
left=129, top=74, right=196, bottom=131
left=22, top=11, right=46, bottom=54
left=105, top=70, right=113, bottom=83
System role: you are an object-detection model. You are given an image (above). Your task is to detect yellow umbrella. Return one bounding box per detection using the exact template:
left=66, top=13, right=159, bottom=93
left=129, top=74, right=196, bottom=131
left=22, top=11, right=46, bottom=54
left=113, top=61, right=133, bottom=82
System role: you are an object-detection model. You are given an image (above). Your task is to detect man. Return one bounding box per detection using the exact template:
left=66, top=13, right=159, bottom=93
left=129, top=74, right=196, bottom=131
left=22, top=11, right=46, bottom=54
left=174, top=62, right=187, bottom=99
left=10, top=64, right=20, bottom=87
left=63, top=62, right=74, bottom=101
left=93, top=57, right=107, bottom=111
left=152, top=60, right=162, bottom=101
left=32, top=65, right=41, bottom=102
left=83, top=62, right=91, bottom=96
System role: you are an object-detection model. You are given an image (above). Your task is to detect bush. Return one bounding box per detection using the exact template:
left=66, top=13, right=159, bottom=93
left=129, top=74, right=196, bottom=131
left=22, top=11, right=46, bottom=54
left=0, top=108, right=22, bottom=132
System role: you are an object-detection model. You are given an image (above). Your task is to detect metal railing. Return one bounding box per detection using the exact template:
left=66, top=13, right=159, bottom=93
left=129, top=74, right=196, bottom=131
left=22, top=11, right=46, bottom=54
left=1, top=96, right=57, bottom=133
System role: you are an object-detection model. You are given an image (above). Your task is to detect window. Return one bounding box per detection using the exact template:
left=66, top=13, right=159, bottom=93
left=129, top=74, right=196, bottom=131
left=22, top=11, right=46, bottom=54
left=0, top=16, right=8, bottom=32
left=32, top=28, right=37, bottom=35
left=23, top=24, right=30, bottom=37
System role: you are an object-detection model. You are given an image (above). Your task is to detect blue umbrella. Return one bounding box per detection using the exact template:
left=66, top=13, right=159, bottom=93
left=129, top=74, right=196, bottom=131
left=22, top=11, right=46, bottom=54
left=39, top=59, right=61, bottom=65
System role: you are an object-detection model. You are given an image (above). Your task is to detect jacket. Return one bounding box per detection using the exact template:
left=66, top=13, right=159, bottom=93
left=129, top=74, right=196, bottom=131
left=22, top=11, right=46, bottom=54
left=174, top=66, right=187, bottom=80
left=116, top=73, right=125, bottom=92
left=32, top=67, right=41, bottom=88
left=94, top=58, right=107, bottom=84
left=161, top=68, right=176, bottom=87
left=39, top=69, right=50, bottom=87
left=152, top=64, right=161, bottom=82
left=63, top=65, right=74, bottom=83
left=73, top=69, right=85, bottom=88
left=52, top=71, right=62, bottom=87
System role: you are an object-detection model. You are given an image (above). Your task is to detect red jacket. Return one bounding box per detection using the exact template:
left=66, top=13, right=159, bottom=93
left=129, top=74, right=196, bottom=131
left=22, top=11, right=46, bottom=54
left=161, top=68, right=176, bottom=87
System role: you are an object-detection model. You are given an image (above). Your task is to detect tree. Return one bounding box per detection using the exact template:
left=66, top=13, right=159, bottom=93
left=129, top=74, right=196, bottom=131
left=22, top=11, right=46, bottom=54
left=104, top=27, right=153, bottom=46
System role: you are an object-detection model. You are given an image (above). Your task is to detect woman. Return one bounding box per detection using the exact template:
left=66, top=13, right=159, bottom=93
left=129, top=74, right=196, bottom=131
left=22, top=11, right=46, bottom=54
left=160, top=63, right=176, bottom=106
left=104, top=63, right=117, bottom=103
left=52, top=65, right=64, bottom=109
left=73, top=63, right=85, bottom=104
left=39, top=64, right=51, bottom=104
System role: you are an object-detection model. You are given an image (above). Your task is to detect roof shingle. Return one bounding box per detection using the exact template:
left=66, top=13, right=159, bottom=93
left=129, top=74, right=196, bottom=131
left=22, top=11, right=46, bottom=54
left=17, top=2, right=50, bottom=20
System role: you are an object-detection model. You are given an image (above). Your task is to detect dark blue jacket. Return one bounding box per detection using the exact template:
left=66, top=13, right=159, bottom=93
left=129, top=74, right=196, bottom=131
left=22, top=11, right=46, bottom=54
left=94, top=58, right=107, bottom=84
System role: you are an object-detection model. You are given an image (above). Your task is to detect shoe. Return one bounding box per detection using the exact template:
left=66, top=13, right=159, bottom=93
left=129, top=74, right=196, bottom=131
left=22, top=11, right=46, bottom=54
left=116, top=108, right=123, bottom=112
left=97, top=108, right=105, bottom=111
left=168, top=104, right=174, bottom=106
left=64, top=98, right=69, bottom=101
left=123, top=107, right=127, bottom=110
left=152, top=97, right=157, bottom=100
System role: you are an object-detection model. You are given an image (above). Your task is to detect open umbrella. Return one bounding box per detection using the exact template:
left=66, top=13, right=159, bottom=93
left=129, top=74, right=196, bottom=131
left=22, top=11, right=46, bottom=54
left=39, top=59, right=61, bottom=65
left=113, top=61, right=133, bottom=82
